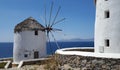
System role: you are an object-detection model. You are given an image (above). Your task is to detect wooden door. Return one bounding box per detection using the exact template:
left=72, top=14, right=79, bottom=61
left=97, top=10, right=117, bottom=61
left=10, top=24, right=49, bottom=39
left=34, top=51, right=39, bottom=58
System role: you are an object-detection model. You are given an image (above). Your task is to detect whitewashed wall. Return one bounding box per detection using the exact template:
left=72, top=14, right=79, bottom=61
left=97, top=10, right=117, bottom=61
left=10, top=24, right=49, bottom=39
left=95, top=0, right=120, bottom=53
left=13, top=31, right=46, bottom=64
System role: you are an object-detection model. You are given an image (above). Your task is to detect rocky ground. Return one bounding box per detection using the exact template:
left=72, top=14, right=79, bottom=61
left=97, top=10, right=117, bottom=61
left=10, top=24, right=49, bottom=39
left=0, top=55, right=76, bottom=70
left=1, top=48, right=120, bottom=70
left=0, top=64, right=78, bottom=70
left=1, top=55, right=120, bottom=70
left=0, top=65, right=46, bottom=70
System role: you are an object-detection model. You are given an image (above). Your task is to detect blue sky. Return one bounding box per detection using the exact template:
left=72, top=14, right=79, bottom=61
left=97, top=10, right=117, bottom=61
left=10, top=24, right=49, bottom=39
left=0, top=0, right=95, bottom=42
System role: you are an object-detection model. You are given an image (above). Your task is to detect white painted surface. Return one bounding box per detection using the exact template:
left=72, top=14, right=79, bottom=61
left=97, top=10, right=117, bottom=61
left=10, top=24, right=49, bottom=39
left=13, top=31, right=46, bottom=64
left=95, top=0, right=120, bottom=53
left=18, top=58, right=50, bottom=68
left=0, top=61, right=11, bottom=69
left=56, top=47, right=120, bottom=59
left=4, top=61, right=11, bottom=69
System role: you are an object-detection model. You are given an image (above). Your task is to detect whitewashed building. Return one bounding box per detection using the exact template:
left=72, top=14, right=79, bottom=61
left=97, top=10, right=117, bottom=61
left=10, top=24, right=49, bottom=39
left=13, top=17, right=46, bottom=64
left=95, top=0, right=120, bottom=53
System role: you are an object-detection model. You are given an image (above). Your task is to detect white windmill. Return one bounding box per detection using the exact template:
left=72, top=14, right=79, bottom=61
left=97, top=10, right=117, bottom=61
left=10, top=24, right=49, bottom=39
left=13, top=1, right=65, bottom=64
left=95, top=0, right=120, bottom=53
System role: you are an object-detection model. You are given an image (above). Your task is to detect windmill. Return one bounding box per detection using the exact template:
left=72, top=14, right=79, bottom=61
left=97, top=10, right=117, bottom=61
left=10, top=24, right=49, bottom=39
left=41, top=1, right=65, bottom=53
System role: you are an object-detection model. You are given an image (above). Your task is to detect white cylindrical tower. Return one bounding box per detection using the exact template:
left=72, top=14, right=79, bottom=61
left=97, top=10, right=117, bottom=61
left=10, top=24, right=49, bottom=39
left=95, top=0, right=120, bottom=53
left=13, top=17, right=46, bottom=64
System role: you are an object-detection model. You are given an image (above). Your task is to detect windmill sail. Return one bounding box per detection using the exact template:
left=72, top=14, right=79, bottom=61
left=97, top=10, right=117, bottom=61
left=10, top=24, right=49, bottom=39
left=41, top=1, right=65, bottom=53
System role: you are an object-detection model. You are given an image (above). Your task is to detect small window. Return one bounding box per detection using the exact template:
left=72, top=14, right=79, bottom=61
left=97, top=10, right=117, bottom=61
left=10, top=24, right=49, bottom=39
left=105, top=10, right=110, bottom=18
left=105, top=39, right=109, bottom=47
left=24, top=54, right=28, bottom=57
left=105, top=0, right=108, bottom=1
left=35, top=30, right=38, bottom=35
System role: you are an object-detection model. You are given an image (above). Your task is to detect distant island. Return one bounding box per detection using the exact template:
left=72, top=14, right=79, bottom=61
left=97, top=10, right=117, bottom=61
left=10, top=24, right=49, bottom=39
left=59, top=38, right=94, bottom=42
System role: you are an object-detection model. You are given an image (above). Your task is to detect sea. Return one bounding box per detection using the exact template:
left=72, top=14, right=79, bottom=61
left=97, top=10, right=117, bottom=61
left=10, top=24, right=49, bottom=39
left=0, top=41, right=94, bottom=58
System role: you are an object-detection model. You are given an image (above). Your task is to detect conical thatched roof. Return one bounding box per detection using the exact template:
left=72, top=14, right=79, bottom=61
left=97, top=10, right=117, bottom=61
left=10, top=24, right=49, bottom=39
left=14, top=17, right=45, bottom=33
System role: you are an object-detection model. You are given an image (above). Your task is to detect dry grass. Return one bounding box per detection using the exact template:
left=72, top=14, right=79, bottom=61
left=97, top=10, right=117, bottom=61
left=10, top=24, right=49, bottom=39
left=44, top=55, right=60, bottom=70
left=0, top=62, right=6, bottom=68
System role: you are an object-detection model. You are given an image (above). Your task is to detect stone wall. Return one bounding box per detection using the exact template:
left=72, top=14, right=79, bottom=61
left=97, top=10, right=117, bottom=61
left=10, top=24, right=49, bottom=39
left=56, top=54, right=120, bottom=70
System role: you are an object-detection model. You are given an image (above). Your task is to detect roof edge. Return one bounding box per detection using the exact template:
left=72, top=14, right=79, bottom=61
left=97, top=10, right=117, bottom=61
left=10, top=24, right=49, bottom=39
left=14, top=17, right=45, bottom=33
